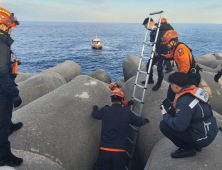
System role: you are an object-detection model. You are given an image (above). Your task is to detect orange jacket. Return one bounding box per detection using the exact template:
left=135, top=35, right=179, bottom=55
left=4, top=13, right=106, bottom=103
left=162, top=43, right=192, bottom=73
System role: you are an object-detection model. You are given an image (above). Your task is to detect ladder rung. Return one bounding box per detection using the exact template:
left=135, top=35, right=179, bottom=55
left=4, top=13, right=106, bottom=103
left=138, top=70, right=148, bottom=74
left=135, top=84, right=147, bottom=89
left=129, top=124, right=138, bottom=132
left=126, top=151, right=132, bottom=159
left=150, top=11, right=163, bottom=15
left=133, top=97, right=143, bottom=104
left=127, top=137, right=135, bottom=145
left=132, top=110, right=138, bottom=116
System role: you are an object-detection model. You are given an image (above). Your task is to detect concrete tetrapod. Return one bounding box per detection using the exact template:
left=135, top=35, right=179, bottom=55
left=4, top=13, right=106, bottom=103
left=0, top=149, right=65, bottom=170
left=10, top=75, right=112, bottom=170
left=116, top=77, right=125, bottom=88
left=43, top=60, right=82, bottom=82
left=144, top=130, right=222, bottom=170
left=123, top=56, right=146, bottom=82
left=87, top=69, right=111, bottom=84
left=14, top=72, right=66, bottom=111
left=120, top=74, right=168, bottom=166
left=195, top=54, right=217, bottom=61
left=15, top=73, right=36, bottom=84
left=195, top=60, right=222, bottom=69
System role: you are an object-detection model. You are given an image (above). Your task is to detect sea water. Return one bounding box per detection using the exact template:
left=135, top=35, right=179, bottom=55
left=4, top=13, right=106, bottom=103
left=11, top=22, right=222, bottom=81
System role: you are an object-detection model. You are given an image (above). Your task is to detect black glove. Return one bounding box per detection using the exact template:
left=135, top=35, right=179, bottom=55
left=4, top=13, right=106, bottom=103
left=128, top=100, right=134, bottom=106
left=93, top=105, right=99, bottom=111
left=13, top=95, right=22, bottom=108
left=214, top=71, right=222, bottom=83
left=144, top=118, right=149, bottom=124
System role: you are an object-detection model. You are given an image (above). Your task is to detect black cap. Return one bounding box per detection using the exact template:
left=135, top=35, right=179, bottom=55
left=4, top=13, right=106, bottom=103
left=142, top=17, right=154, bottom=25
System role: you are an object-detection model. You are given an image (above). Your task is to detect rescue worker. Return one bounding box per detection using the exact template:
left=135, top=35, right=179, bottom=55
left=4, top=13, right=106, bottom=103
left=141, top=17, right=174, bottom=91
left=160, top=72, right=218, bottom=158
left=109, top=82, right=134, bottom=107
left=214, top=68, right=222, bottom=82
left=0, top=8, right=23, bottom=167
left=161, top=30, right=201, bottom=102
left=92, top=89, right=149, bottom=170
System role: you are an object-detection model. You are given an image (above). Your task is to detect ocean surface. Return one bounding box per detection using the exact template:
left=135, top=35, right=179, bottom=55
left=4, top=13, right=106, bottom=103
left=11, top=22, right=222, bottom=82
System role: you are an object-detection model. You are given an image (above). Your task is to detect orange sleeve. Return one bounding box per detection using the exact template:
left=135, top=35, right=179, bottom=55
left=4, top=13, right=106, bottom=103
left=161, top=50, right=174, bottom=58
left=176, top=45, right=191, bottom=73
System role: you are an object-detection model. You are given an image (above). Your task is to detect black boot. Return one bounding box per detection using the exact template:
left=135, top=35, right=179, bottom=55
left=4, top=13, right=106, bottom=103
left=141, top=79, right=154, bottom=85
left=0, top=153, right=23, bottom=167
left=9, top=122, right=23, bottom=136
left=152, top=75, right=163, bottom=91
left=171, top=148, right=196, bottom=158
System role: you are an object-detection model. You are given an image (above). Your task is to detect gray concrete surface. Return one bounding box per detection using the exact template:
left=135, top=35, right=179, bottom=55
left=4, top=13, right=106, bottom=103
left=116, top=77, right=125, bottom=88
left=213, top=53, right=222, bottom=60
left=8, top=149, right=65, bottom=170
left=195, top=60, right=222, bottom=69
left=123, top=56, right=146, bottom=82
left=88, top=69, right=111, bottom=84
left=43, top=60, right=82, bottom=82
left=195, top=54, right=216, bottom=61
left=144, top=131, right=222, bottom=170
left=10, top=75, right=112, bottom=170
left=14, top=72, right=66, bottom=111
left=15, top=73, right=36, bottom=84
left=120, top=74, right=168, bottom=165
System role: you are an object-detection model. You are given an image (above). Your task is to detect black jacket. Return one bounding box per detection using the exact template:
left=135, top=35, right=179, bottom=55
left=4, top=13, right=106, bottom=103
left=0, top=33, right=19, bottom=97
left=163, top=86, right=218, bottom=147
left=92, top=104, right=147, bottom=150
left=150, top=22, right=174, bottom=54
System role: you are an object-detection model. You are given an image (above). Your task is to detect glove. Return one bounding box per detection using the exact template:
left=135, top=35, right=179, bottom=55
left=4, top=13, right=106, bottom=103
left=93, top=105, right=99, bottom=111
left=160, top=105, right=167, bottom=115
left=128, top=100, right=134, bottom=106
left=144, top=118, right=149, bottom=124
left=214, top=71, right=222, bottom=82
left=13, top=95, right=22, bottom=108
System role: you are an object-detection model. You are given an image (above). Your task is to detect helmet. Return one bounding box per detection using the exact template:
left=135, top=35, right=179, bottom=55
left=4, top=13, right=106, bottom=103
left=0, top=8, right=19, bottom=27
left=158, top=18, right=167, bottom=23
left=109, top=82, right=119, bottom=90
left=162, top=30, right=179, bottom=45
left=110, top=89, right=124, bottom=99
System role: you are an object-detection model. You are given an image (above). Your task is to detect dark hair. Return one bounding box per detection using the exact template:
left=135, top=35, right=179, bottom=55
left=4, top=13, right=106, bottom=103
left=168, top=72, right=189, bottom=87
left=111, top=96, right=122, bottom=102
left=142, top=18, right=154, bottom=25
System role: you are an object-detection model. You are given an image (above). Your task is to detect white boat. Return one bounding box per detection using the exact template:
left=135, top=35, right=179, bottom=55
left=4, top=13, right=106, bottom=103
left=91, top=35, right=103, bottom=49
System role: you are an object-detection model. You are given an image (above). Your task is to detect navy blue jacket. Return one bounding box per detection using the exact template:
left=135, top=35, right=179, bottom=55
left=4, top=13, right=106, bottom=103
left=150, top=22, right=174, bottom=54
left=0, top=33, right=19, bottom=97
left=92, top=104, right=147, bottom=150
left=163, top=86, right=218, bottom=147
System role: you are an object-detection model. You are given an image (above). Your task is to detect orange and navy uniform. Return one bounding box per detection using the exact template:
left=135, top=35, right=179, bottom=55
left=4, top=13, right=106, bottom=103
left=162, top=43, right=192, bottom=73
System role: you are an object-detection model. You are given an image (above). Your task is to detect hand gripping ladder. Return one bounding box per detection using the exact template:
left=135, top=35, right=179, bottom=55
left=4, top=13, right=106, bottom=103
left=125, top=11, right=164, bottom=170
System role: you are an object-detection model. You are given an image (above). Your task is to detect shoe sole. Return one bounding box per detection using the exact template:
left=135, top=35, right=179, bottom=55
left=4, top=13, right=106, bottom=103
left=171, top=152, right=196, bottom=158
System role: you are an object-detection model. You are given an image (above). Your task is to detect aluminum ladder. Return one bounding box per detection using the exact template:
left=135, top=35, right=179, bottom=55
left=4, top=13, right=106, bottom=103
left=125, top=10, right=164, bottom=170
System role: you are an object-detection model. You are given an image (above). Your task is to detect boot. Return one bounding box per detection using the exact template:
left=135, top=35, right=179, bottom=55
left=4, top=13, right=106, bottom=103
left=152, top=75, right=163, bottom=91
left=0, top=153, right=23, bottom=167
left=9, top=122, right=23, bottom=136
left=171, top=148, right=196, bottom=158
left=141, top=74, right=154, bottom=85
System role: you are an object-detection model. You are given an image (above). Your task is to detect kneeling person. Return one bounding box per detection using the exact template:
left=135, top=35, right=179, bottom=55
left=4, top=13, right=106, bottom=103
left=92, top=89, right=149, bottom=169
left=160, top=72, right=218, bottom=158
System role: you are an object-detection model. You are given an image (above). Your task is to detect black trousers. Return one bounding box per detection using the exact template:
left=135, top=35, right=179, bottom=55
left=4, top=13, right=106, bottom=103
left=99, top=150, right=126, bottom=170
left=160, top=120, right=202, bottom=150
left=167, top=73, right=201, bottom=102
left=0, top=93, right=13, bottom=158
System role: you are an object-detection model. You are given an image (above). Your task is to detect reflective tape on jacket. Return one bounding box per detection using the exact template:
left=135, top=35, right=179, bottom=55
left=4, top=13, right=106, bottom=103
left=100, top=147, right=126, bottom=152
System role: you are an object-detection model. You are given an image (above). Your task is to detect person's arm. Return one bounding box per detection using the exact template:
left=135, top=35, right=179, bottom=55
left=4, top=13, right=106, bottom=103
left=129, top=110, right=148, bottom=126
left=0, top=47, right=19, bottom=98
left=161, top=50, right=174, bottom=59
left=176, top=45, right=191, bottom=73
left=163, top=101, right=193, bottom=132
left=91, top=105, right=108, bottom=120
left=214, top=68, right=222, bottom=82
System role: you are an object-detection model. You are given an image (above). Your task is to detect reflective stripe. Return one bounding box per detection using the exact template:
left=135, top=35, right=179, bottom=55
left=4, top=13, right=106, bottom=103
left=100, top=147, right=126, bottom=152
left=189, top=98, right=199, bottom=109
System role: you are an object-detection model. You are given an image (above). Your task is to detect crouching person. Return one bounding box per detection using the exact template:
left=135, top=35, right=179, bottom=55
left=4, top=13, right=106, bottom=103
left=160, top=72, right=218, bottom=158
left=92, top=89, right=149, bottom=170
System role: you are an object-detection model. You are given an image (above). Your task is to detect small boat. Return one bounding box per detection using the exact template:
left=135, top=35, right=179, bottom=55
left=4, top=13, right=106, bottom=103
left=91, top=35, right=103, bottom=49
